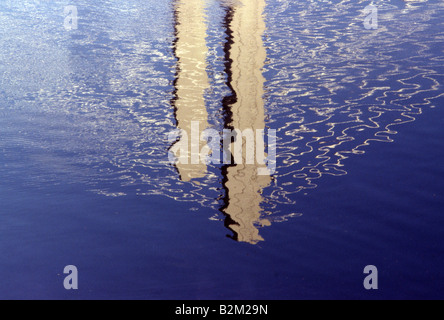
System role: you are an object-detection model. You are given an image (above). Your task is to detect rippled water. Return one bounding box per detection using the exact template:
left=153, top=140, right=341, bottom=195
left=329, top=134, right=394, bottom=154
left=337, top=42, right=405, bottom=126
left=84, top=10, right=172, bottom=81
left=1, top=0, right=444, bottom=299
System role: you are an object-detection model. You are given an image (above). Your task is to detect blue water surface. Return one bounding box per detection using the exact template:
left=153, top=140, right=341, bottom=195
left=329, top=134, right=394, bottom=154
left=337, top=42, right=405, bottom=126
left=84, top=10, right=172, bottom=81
left=0, top=0, right=443, bottom=299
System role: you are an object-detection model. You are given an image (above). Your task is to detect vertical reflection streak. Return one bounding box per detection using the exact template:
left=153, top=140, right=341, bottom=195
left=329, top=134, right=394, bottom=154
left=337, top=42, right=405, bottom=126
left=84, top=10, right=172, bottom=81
left=221, top=0, right=271, bottom=244
left=171, top=0, right=210, bottom=182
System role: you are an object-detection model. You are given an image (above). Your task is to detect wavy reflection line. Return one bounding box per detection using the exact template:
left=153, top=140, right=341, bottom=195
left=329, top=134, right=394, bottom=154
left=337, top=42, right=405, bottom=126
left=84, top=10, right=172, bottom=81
left=170, top=0, right=210, bottom=182
left=220, top=0, right=271, bottom=244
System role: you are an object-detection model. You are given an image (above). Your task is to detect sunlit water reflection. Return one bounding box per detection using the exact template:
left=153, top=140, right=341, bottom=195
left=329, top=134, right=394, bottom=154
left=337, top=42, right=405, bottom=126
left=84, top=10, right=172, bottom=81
left=0, top=0, right=443, bottom=245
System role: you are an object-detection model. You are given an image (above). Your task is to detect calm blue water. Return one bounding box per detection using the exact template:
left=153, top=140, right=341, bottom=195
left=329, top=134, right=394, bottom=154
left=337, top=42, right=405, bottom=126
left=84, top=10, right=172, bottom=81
left=0, top=0, right=444, bottom=299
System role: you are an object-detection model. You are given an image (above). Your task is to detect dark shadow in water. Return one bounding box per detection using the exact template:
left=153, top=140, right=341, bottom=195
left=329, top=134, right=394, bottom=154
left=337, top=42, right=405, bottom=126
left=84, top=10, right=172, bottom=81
left=219, top=5, right=238, bottom=242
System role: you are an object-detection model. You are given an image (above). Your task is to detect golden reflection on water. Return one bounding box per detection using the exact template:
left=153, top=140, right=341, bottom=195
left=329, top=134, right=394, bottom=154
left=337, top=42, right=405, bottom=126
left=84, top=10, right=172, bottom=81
left=171, top=0, right=271, bottom=244
left=221, top=0, right=271, bottom=244
left=171, top=0, right=210, bottom=182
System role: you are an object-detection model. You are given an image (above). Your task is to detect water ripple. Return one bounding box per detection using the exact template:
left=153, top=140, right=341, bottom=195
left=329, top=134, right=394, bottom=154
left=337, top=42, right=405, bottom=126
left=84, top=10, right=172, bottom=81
left=0, top=0, right=443, bottom=242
